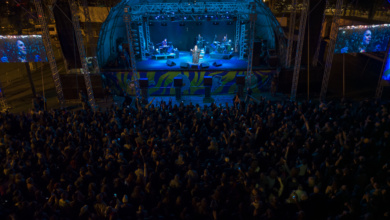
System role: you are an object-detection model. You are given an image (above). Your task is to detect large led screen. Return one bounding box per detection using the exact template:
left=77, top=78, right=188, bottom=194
left=334, top=24, right=390, bottom=54
left=0, top=35, right=48, bottom=63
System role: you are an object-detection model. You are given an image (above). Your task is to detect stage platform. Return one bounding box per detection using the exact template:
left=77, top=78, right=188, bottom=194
left=151, top=53, right=176, bottom=60
left=209, top=52, right=234, bottom=59
left=136, top=51, right=249, bottom=71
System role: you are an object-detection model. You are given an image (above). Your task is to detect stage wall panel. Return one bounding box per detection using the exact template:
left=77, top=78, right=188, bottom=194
left=102, top=70, right=275, bottom=96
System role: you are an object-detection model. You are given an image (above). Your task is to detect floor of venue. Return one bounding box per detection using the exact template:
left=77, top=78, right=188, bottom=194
left=136, top=51, right=269, bottom=71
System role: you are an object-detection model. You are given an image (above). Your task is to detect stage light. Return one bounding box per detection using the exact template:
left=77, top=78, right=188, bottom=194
left=184, top=17, right=187, bottom=20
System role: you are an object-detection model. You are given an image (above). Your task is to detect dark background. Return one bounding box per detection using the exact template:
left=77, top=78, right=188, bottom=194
left=149, top=21, right=236, bottom=51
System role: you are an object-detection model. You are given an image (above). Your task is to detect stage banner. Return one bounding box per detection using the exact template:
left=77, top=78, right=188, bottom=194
left=101, top=70, right=275, bottom=96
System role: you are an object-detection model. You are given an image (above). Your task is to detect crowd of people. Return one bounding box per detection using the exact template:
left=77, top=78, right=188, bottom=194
left=0, top=96, right=390, bottom=220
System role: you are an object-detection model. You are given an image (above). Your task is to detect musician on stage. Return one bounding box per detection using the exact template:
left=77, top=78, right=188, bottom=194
left=213, top=34, right=218, bottom=42
left=190, top=45, right=201, bottom=64
left=162, top=38, right=168, bottom=46
left=222, top=35, right=228, bottom=44
left=197, top=34, right=204, bottom=49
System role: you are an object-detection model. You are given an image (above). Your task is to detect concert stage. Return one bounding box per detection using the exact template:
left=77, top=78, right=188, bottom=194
left=137, top=51, right=246, bottom=71
left=96, top=1, right=286, bottom=98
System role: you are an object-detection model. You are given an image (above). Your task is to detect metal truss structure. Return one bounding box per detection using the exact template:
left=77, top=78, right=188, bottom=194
left=0, top=80, right=10, bottom=112
left=82, top=0, right=100, bottom=74
left=127, top=2, right=252, bottom=22
left=138, top=25, right=147, bottom=60
left=69, top=0, right=96, bottom=109
left=290, top=0, right=309, bottom=101
left=34, top=0, right=65, bottom=107
left=246, top=2, right=257, bottom=88
left=286, top=0, right=297, bottom=67
left=124, top=6, right=141, bottom=98
left=239, top=24, right=246, bottom=60
left=145, top=18, right=151, bottom=48
left=375, top=40, right=390, bottom=99
left=320, top=0, right=343, bottom=101
left=312, top=0, right=329, bottom=67
left=48, top=0, right=56, bottom=21
left=235, top=17, right=240, bottom=52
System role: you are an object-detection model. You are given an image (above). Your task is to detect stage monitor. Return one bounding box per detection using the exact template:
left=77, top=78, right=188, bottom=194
left=0, top=35, right=48, bottom=63
left=334, top=24, right=390, bottom=54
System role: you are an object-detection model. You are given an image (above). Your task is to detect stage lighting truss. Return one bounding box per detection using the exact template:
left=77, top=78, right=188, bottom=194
left=128, top=2, right=252, bottom=22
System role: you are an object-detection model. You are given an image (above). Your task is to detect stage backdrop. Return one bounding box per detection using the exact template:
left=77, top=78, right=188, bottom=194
left=101, top=70, right=275, bottom=96
left=149, top=21, right=236, bottom=51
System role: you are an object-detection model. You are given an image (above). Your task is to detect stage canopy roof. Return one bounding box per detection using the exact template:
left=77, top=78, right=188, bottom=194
left=97, top=0, right=286, bottom=68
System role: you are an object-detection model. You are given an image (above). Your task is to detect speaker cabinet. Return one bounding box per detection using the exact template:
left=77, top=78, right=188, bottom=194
left=201, top=62, right=210, bottom=68
left=236, top=75, right=245, bottom=85
left=174, top=77, right=183, bottom=87
left=139, top=78, right=148, bottom=88
left=166, top=60, right=176, bottom=66
left=204, top=76, right=212, bottom=86
left=175, top=87, right=182, bottom=100
left=180, top=62, right=189, bottom=68
left=213, top=61, right=222, bottom=67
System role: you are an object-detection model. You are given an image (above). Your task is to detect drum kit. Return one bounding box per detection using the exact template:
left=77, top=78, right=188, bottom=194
left=157, top=42, right=173, bottom=54
left=211, top=41, right=232, bottom=54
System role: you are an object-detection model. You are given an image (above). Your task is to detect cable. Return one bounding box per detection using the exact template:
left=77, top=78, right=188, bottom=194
left=10, top=0, right=38, bottom=20
left=52, top=3, right=74, bottom=24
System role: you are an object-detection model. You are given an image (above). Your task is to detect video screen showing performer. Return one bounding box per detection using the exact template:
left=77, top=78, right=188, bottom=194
left=334, top=24, right=390, bottom=54
left=0, top=35, right=48, bottom=63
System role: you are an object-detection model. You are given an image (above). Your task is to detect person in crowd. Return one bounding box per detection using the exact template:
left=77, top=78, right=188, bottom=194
left=0, top=96, right=390, bottom=220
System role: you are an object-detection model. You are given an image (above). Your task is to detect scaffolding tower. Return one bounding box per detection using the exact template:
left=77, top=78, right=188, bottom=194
left=320, top=0, right=343, bottom=101
left=34, top=0, right=65, bottom=107
left=145, top=18, right=151, bottom=49
left=286, top=0, right=297, bottom=67
left=235, top=17, right=241, bottom=52
left=246, top=2, right=257, bottom=88
left=0, top=80, right=10, bottom=112
left=69, top=0, right=97, bottom=109
left=312, top=0, right=329, bottom=67
left=375, top=40, right=390, bottom=99
left=138, top=25, right=147, bottom=60
left=239, top=24, right=247, bottom=60
left=82, top=0, right=100, bottom=74
left=290, top=0, right=309, bottom=101
left=124, top=6, right=141, bottom=98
